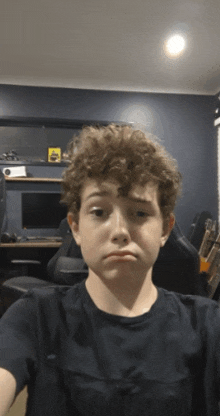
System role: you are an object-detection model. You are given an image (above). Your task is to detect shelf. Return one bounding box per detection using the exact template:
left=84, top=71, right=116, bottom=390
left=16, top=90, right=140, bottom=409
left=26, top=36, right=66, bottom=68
left=5, top=177, right=62, bottom=182
left=0, top=117, right=113, bottom=129
left=0, top=160, right=67, bottom=166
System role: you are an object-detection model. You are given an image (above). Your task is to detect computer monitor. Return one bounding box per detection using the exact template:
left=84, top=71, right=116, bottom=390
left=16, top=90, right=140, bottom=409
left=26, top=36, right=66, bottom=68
left=22, top=192, right=67, bottom=230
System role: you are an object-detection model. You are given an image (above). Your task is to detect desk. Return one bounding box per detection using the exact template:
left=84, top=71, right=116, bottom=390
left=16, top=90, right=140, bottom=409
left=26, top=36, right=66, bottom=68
left=5, top=177, right=62, bottom=183
left=0, top=241, right=62, bottom=248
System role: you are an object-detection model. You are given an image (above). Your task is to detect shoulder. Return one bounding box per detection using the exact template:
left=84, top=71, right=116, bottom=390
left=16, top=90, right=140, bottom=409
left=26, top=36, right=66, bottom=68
left=159, top=288, right=220, bottom=332
left=161, top=287, right=220, bottom=313
left=22, top=281, right=85, bottom=313
left=1, top=282, right=85, bottom=328
left=23, top=280, right=83, bottom=301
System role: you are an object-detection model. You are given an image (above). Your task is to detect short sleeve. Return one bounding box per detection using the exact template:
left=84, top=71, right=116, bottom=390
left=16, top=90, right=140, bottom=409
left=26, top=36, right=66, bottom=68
left=0, top=292, right=38, bottom=395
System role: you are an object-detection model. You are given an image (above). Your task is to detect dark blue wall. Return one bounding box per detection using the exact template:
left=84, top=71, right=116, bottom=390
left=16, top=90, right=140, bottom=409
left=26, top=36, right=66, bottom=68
left=0, top=84, right=217, bottom=236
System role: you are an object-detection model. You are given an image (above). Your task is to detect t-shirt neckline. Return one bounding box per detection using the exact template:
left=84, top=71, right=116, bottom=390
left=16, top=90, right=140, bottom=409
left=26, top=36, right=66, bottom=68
left=79, top=280, right=165, bottom=325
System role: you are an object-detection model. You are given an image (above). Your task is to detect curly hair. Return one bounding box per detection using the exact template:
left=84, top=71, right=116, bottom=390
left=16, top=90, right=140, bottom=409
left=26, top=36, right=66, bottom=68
left=61, top=124, right=182, bottom=223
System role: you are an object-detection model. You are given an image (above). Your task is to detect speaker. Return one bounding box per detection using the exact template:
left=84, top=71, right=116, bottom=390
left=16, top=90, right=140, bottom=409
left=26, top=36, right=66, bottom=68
left=3, top=166, right=27, bottom=178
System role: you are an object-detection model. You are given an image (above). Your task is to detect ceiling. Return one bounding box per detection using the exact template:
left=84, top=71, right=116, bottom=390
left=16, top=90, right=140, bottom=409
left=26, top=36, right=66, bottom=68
left=1, top=0, right=220, bottom=95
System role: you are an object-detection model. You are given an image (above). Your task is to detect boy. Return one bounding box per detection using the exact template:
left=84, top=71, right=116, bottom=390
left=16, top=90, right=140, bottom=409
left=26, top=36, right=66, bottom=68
left=0, top=124, right=220, bottom=415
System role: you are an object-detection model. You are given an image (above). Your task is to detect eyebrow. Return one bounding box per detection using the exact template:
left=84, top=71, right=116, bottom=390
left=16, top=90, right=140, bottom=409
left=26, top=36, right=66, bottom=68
left=127, top=196, right=153, bottom=204
left=85, top=191, right=153, bottom=205
left=85, top=191, right=110, bottom=201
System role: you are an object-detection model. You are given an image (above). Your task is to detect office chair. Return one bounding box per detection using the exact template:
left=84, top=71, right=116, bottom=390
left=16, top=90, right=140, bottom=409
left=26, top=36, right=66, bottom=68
left=0, top=257, right=87, bottom=315
left=0, top=214, right=86, bottom=315
left=153, top=222, right=206, bottom=296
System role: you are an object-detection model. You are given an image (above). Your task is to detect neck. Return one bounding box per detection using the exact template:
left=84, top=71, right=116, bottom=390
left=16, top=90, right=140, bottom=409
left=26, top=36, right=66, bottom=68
left=85, top=270, right=158, bottom=317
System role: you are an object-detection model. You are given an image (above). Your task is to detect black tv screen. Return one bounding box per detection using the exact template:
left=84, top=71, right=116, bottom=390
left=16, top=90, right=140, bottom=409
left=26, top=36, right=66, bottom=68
left=22, top=192, right=67, bottom=229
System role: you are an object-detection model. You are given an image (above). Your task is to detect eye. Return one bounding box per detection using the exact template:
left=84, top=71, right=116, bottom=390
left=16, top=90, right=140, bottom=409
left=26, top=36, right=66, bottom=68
left=90, top=208, right=105, bottom=217
left=136, top=211, right=149, bottom=218
left=128, top=209, right=149, bottom=222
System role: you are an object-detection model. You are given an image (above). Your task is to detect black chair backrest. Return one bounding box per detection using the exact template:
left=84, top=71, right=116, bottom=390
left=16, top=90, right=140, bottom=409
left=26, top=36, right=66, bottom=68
left=153, top=222, right=205, bottom=296
left=47, top=233, right=83, bottom=280
left=53, top=256, right=88, bottom=285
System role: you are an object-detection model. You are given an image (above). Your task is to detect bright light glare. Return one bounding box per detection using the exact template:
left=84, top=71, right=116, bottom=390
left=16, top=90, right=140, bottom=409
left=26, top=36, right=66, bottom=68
left=165, top=35, right=186, bottom=56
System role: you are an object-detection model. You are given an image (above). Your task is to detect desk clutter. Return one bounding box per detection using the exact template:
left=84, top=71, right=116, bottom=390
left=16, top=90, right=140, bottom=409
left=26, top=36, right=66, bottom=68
left=1, top=232, right=63, bottom=244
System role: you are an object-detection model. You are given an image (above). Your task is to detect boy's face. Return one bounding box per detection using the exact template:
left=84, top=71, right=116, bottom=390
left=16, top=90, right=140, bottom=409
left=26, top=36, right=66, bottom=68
left=68, top=179, right=174, bottom=284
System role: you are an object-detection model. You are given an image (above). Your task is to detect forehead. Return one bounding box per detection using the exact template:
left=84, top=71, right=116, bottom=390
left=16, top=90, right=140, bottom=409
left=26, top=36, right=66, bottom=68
left=80, top=179, right=160, bottom=204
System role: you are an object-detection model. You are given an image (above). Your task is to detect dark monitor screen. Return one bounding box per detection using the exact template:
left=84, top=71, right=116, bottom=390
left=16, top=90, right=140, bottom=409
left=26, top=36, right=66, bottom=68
left=22, top=192, right=67, bottom=229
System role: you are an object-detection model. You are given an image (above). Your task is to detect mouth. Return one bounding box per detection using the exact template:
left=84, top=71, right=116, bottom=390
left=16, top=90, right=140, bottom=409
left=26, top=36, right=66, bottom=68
left=106, top=251, right=137, bottom=259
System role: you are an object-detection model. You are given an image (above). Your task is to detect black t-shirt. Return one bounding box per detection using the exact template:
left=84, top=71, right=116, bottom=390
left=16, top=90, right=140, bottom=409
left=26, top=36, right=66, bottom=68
left=0, top=281, right=220, bottom=415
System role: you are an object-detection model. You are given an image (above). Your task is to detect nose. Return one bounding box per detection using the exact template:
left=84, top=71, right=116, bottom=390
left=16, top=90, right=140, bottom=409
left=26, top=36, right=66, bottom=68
left=110, top=209, right=131, bottom=244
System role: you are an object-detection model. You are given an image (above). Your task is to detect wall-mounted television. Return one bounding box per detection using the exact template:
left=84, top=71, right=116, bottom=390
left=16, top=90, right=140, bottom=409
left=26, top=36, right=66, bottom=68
left=22, top=192, right=67, bottom=230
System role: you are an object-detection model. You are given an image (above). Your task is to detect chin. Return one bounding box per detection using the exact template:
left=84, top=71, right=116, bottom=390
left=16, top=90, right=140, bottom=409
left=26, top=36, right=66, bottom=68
left=88, top=261, right=151, bottom=283
left=101, top=268, right=146, bottom=282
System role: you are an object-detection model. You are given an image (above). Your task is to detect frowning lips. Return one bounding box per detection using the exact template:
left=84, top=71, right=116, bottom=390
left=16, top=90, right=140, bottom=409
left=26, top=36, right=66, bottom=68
left=106, top=251, right=137, bottom=258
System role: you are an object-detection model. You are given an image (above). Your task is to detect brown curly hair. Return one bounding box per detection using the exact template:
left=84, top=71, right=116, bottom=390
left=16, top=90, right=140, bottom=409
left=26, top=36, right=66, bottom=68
left=61, top=124, right=182, bottom=223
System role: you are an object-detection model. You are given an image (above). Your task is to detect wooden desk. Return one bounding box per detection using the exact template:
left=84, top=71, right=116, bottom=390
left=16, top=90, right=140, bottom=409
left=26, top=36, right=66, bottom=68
left=5, top=177, right=62, bottom=183
left=0, top=240, right=62, bottom=248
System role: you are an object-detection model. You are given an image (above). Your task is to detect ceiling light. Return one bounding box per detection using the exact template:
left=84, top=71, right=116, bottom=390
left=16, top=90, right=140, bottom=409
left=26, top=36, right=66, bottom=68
left=165, top=34, right=186, bottom=57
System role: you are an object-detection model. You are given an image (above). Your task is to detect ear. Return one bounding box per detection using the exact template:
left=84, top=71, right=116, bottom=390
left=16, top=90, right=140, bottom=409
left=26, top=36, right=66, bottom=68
left=67, top=212, right=81, bottom=246
left=160, top=213, right=175, bottom=248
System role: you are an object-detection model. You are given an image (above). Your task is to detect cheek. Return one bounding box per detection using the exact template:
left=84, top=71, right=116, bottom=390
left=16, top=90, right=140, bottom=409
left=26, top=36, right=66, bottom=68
left=85, top=222, right=109, bottom=241
left=79, top=227, right=103, bottom=255
left=136, top=226, right=163, bottom=249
